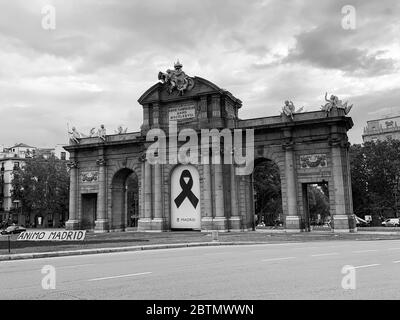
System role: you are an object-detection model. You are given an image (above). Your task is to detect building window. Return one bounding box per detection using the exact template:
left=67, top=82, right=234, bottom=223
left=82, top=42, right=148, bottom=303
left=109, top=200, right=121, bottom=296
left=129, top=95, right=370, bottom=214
left=60, top=152, right=66, bottom=160
left=13, top=162, right=20, bottom=170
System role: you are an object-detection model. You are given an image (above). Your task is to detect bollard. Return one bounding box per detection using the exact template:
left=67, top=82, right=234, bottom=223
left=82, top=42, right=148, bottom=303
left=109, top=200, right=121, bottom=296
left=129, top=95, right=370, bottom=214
left=212, top=230, right=219, bottom=242
left=8, top=234, right=11, bottom=254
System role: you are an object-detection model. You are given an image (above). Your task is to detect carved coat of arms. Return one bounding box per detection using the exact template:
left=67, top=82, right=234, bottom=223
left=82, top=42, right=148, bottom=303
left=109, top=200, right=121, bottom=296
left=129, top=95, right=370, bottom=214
left=300, top=154, right=327, bottom=169
left=81, top=171, right=99, bottom=182
left=158, top=61, right=195, bottom=96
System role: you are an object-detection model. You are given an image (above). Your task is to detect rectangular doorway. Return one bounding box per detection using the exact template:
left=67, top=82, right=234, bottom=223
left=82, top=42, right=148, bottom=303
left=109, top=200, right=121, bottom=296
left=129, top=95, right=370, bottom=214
left=81, top=193, right=97, bottom=230
left=302, top=182, right=330, bottom=232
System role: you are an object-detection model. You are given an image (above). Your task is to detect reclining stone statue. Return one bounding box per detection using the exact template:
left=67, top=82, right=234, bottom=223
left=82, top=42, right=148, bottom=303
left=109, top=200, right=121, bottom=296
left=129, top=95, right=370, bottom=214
left=321, top=92, right=353, bottom=116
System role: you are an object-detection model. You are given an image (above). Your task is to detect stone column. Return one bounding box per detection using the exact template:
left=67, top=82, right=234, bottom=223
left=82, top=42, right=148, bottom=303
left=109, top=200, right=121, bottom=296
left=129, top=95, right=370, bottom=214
left=199, top=96, right=208, bottom=128
left=229, top=164, right=241, bottom=230
left=201, top=159, right=213, bottom=230
left=211, top=94, right=224, bottom=127
left=283, top=142, right=301, bottom=231
left=200, top=96, right=208, bottom=119
left=151, top=163, right=164, bottom=231
left=330, top=137, right=355, bottom=232
left=213, top=163, right=227, bottom=230
left=138, top=154, right=151, bottom=231
left=140, top=104, right=150, bottom=133
left=94, top=158, right=109, bottom=232
left=66, top=160, right=79, bottom=230
left=144, top=160, right=152, bottom=219
left=153, top=103, right=160, bottom=127
left=244, top=175, right=254, bottom=230
left=140, top=160, right=145, bottom=219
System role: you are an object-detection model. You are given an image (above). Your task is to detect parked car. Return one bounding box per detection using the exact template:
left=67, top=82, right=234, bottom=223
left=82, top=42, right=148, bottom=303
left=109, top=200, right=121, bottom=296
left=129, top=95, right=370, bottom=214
left=0, top=225, right=26, bottom=235
left=381, top=218, right=400, bottom=227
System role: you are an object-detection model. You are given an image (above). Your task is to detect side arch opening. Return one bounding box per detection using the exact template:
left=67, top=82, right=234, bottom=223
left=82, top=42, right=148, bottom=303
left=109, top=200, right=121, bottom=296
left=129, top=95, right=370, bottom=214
left=111, top=168, right=139, bottom=231
left=253, top=158, right=283, bottom=228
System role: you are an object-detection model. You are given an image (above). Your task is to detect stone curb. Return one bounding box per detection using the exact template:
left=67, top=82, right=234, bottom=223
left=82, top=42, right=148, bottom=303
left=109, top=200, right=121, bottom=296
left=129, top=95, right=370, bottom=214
left=356, top=231, right=400, bottom=235
left=256, top=229, right=400, bottom=235
left=0, top=241, right=264, bottom=261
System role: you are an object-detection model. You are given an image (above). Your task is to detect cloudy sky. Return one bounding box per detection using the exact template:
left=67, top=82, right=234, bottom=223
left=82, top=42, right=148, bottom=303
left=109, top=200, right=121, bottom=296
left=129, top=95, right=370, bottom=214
left=0, top=0, right=399, bottom=147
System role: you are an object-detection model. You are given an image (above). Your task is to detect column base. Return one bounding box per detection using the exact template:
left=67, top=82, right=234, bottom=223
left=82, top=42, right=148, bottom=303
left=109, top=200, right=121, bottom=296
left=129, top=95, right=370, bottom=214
left=212, top=217, right=228, bottom=231
left=151, top=218, right=166, bottom=231
left=138, top=218, right=152, bottom=231
left=94, top=219, right=109, bottom=233
left=229, top=216, right=242, bottom=231
left=201, top=217, right=214, bottom=230
left=332, top=215, right=357, bottom=233
left=285, top=216, right=304, bottom=232
left=65, top=220, right=80, bottom=230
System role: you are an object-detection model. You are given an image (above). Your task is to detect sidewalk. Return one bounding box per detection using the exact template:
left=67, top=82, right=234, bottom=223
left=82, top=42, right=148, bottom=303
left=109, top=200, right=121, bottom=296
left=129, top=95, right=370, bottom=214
left=1, top=229, right=400, bottom=261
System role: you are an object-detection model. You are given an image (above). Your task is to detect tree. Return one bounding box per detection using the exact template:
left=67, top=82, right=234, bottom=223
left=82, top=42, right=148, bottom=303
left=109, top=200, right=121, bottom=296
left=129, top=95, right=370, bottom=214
left=307, top=184, right=330, bottom=224
left=349, top=144, right=370, bottom=217
left=253, top=160, right=282, bottom=225
left=11, top=155, right=69, bottom=227
left=350, top=139, right=400, bottom=223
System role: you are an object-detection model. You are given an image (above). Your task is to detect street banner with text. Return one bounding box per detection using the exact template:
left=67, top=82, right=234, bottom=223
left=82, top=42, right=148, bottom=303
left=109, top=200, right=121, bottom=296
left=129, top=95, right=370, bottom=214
left=17, top=230, right=86, bottom=241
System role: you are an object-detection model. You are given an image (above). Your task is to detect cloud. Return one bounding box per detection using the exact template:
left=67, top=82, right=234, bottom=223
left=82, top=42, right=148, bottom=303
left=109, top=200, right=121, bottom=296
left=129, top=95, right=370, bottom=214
left=0, top=0, right=399, bottom=147
left=285, top=25, right=397, bottom=77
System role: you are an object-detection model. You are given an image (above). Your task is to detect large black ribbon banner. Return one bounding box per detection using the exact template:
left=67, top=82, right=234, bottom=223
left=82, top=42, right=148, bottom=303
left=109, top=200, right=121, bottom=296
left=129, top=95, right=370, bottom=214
left=174, top=170, right=199, bottom=209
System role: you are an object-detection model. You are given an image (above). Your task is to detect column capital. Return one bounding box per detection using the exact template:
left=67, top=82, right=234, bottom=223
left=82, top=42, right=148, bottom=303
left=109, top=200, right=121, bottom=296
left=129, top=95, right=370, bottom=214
left=282, top=140, right=295, bottom=151
left=138, top=152, right=147, bottom=162
left=328, top=137, right=345, bottom=147
left=96, top=158, right=106, bottom=166
left=67, top=160, right=78, bottom=169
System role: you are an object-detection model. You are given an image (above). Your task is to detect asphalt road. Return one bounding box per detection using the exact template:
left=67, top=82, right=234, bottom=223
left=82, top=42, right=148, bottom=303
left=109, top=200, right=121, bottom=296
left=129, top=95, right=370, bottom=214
left=1, top=239, right=400, bottom=300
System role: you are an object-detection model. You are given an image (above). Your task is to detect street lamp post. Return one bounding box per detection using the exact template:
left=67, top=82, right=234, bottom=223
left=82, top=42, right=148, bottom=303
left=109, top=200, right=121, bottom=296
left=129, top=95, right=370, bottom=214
left=13, top=200, right=20, bottom=225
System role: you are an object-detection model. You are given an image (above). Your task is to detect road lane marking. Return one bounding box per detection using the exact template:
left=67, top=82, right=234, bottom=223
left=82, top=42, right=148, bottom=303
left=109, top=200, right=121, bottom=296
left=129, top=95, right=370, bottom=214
left=288, top=246, right=319, bottom=250
left=352, top=250, right=378, bottom=253
left=393, top=261, right=400, bottom=264
left=310, top=253, right=338, bottom=257
left=387, top=248, right=400, bottom=251
left=253, top=246, right=319, bottom=252
left=87, top=272, right=152, bottom=282
left=58, top=264, right=95, bottom=269
left=203, top=251, right=239, bottom=256
left=261, top=257, right=296, bottom=262
left=354, top=264, right=380, bottom=269
left=324, top=245, right=347, bottom=249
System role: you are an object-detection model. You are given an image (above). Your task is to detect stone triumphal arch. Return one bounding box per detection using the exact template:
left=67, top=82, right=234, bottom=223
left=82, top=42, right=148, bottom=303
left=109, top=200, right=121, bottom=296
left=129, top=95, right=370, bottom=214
left=65, top=62, right=355, bottom=233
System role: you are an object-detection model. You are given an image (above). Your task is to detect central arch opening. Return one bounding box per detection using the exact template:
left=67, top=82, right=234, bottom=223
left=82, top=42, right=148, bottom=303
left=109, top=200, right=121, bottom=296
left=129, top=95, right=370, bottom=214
left=302, top=182, right=330, bottom=231
left=170, top=164, right=201, bottom=230
left=253, top=158, right=283, bottom=228
left=111, top=168, right=139, bottom=231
